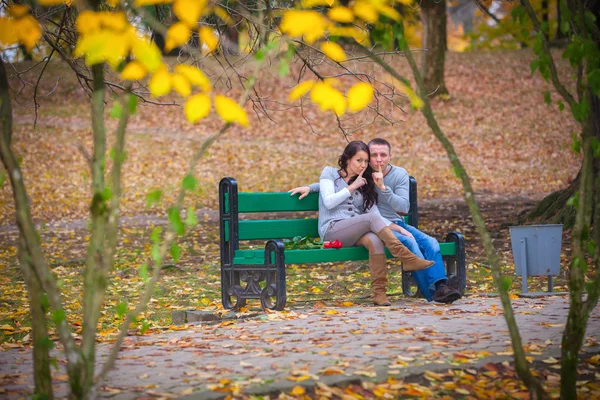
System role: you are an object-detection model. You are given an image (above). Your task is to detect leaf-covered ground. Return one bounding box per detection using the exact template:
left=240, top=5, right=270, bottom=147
left=0, top=48, right=587, bottom=348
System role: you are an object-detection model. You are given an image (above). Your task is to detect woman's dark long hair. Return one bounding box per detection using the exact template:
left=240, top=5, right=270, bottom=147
left=337, top=141, right=378, bottom=211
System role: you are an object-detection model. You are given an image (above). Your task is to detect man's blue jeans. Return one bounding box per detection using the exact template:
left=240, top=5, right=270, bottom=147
left=392, top=220, right=448, bottom=301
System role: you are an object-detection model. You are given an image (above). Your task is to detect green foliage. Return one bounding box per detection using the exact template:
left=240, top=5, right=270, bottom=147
left=170, top=242, right=181, bottom=263
left=116, top=302, right=127, bottom=317
left=544, top=91, right=551, bottom=105
left=139, top=263, right=149, bottom=282
left=571, top=132, right=581, bottom=153
left=566, top=192, right=579, bottom=208
left=146, top=189, right=162, bottom=206
left=499, top=276, right=512, bottom=292
left=0, top=169, right=5, bottom=187
left=571, top=99, right=590, bottom=122
left=185, top=207, right=198, bottom=227
left=109, top=102, right=122, bottom=119
left=128, top=94, right=138, bottom=114
left=592, top=137, right=600, bottom=158
left=182, top=174, right=197, bottom=191
left=52, top=309, right=65, bottom=325
left=283, top=235, right=323, bottom=250
left=168, top=207, right=185, bottom=236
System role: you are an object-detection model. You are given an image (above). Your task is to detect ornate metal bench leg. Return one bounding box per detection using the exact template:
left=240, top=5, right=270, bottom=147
left=221, top=269, right=247, bottom=311
left=401, top=271, right=420, bottom=297
left=445, top=232, right=466, bottom=295
left=262, top=240, right=287, bottom=311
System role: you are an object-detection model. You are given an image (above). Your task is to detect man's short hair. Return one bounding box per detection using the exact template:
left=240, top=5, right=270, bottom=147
left=368, top=138, right=391, bottom=152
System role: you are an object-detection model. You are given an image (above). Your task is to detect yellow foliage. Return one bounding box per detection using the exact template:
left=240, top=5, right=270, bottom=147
left=280, top=11, right=328, bottom=44
left=1, top=6, right=42, bottom=52
left=301, top=0, right=336, bottom=7
left=36, top=0, right=68, bottom=5
left=310, top=81, right=346, bottom=116
left=106, top=0, right=120, bottom=7
left=99, top=12, right=128, bottom=32
left=291, top=386, right=306, bottom=395
left=213, top=6, right=233, bottom=26
left=215, top=95, right=249, bottom=126
left=76, top=11, right=102, bottom=35
left=165, top=22, right=191, bottom=52
left=199, top=26, right=219, bottom=54
left=0, top=18, right=18, bottom=48
left=8, top=4, right=30, bottom=18
left=347, top=82, right=374, bottom=112
left=321, top=41, right=346, bottom=62
left=175, top=65, right=211, bottom=91
left=377, top=5, right=401, bottom=21
left=134, top=0, right=173, bottom=6
left=353, top=1, right=379, bottom=23
left=392, top=77, right=423, bottom=108
left=172, top=73, right=192, bottom=97
left=75, top=30, right=129, bottom=68
left=131, top=36, right=163, bottom=73
left=121, top=61, right=148, bottom=81
left=174, top=0, right=208, bottom=26
left=327, top=6, right=354, bottom=23
left=288, top=81, right=315, bottom=101
left=185, top=94, right=211, bottom=123
left=148, top=67, right=172, bottom=97
left=329, top=26, right=369, bottom=44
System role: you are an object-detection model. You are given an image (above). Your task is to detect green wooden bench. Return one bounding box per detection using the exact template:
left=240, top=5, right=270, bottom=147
left=219, top=177, right=466, bottom=310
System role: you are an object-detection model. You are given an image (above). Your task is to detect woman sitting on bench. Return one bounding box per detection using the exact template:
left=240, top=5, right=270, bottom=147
left=317, top=141, right=434, bottom=306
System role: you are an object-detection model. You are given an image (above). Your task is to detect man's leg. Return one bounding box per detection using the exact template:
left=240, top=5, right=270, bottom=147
left=394, top=221, right=459, bottom=303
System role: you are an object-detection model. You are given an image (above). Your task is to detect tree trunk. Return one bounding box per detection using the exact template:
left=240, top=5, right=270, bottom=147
left=556, top=0, right=566, bottom=40
left=420, top=0, right=449, bottom=97
left=542, top=0, right=549, bottom=40
left=19, top=235, right=53, bottom=399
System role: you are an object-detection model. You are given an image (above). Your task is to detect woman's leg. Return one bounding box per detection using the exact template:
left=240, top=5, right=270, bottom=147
left=324, top=214, right=434, bottom=271
left=356, top=233, right=390, bottom=306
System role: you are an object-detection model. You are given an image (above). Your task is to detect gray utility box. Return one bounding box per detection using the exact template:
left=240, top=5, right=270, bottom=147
left=509, top=224, right=563, bottom=294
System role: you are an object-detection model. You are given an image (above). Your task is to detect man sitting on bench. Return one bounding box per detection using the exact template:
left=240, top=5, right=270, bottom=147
left=290, top=138, right=461, bottom=304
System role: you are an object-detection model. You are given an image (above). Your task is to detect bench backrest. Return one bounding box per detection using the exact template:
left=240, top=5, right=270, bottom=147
left=219, top=177, right=418, bottom=264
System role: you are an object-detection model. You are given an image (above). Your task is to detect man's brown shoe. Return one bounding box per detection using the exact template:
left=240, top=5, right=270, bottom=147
left=433, top=283, right=461, bottom=304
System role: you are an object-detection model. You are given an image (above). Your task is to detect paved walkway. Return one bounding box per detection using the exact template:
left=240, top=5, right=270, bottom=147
left=1, top=295, right=600, bottom=399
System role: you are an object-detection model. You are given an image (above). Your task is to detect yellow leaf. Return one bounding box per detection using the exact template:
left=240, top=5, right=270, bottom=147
left=215, top=95, right=249, bottom=126
left=121, top=61, right=148, bottom=81
left=543, top=357, right=559, bottom=364
left=280, top=11, right=328, bottom=44
left=0, top=18, right=18, bottom=48
left=328, top=25, right=370, bottom=44
left=98, top=12, right=128, bottom=32
left=172, top=73, right=191, bottom=97
left=14, top=15, right=41, bottom=52
left=325, top=309, right=338, bottom=315
left=175, top=65, right=211, bottom=91
left=199, top=26, right=218, bottom=54
left=76, top=11, right=102, bottom=35
left=135, top=0, right=173, bottom=6
left=184, top=94, right=211, bottom=123
left=149, top=67, right=172, bottom=97
left=321, top=41, right=346, bottom=62
left=199, top=297, right=211, bottom=306
left=310, top=81, right=346, bottom=116
left=36, top=0, right=68, bottom=5
left=391, top=77, right=423, bottom=108
left=131, top=37, right=162, bottom=72
left=0, top=325, right=14, bottom=330
left=179, top=387, right=194, bottom=395
left=8, top=4, right=30, bottom=18
left=165, top=22, right=190, bottom=52
left=327, top=6, right=354, bottom=23
left=301, top=0, right=336, bottom=7
left=213, top=6, right=233, bottom=25
left=341, top=301, right=354, bottom=307
left=174, top=0, right=208, bottom=26
left=353, top=1, right=378, bottom=23
left=291, top=386, right=306, bottom=395
left=347, top=82, right=374, bottom=112
left=378, top=5, right=401, bottom=21
left=455, top=388, right=470, bottom=395
left=288, top=81, right=315, bottom=101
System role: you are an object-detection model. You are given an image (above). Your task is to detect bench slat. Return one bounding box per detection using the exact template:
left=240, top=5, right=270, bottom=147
left=239, top=219, right=319, bottom=240
left=238, top=192, right=319, bottom=212
left=234, top=242, right=457, bottom=265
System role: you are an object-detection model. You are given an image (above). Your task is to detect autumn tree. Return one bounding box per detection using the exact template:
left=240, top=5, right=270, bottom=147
left=420, top=0, right=449, bottom=96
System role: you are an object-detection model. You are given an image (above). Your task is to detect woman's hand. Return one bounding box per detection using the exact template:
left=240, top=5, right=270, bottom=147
left=289, top=186, right=310, bottom=200
left=347, top=168, right=367, bottom=192
left=389, top=223, right=415, bottom=239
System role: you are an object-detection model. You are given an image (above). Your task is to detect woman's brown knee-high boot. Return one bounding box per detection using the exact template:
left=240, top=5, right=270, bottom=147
left=370, top=254, right=391, bottom=306
left=376, top=227, right=434, bottom=271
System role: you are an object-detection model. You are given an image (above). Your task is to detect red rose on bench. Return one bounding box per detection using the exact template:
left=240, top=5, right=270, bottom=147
left=324, top=239, right=342, bottom=249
